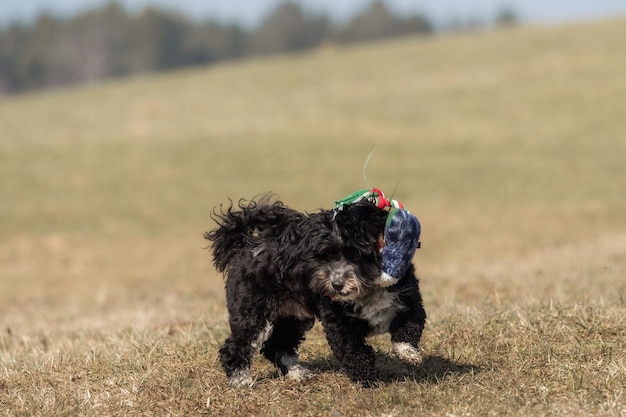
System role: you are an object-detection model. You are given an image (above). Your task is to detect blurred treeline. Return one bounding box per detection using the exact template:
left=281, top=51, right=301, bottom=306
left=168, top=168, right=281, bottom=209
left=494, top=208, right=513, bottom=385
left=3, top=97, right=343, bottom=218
left=0, top=1, right=515, bottom=95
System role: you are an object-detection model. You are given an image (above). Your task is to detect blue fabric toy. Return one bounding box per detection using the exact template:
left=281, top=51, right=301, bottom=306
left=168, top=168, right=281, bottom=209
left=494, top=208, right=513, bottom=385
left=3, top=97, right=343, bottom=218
left=335, top=188, right=421, bottom=287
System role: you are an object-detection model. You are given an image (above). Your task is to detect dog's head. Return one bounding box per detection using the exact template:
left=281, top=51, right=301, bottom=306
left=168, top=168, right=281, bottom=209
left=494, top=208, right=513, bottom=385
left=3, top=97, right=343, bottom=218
left=308, top=200, right=388, bottom=302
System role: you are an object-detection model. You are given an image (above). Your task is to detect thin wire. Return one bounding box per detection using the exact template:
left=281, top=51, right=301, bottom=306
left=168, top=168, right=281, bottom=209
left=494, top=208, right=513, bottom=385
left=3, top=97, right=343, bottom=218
left=362, top=148, right=376, bottom=189
left=389, top=183, right=399, bottom=200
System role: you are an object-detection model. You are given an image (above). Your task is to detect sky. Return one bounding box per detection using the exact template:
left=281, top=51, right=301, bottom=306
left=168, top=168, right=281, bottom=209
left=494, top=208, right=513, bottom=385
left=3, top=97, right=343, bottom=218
left=1, top=0, right=626, bottom=27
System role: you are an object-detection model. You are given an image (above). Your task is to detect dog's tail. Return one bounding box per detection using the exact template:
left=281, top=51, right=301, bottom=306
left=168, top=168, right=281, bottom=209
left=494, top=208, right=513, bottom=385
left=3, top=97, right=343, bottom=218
left=204, top=195, right=302, bottom=274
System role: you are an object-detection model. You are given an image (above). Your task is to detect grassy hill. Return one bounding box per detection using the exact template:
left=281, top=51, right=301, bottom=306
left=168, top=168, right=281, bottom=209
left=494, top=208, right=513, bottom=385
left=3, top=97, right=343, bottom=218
left=1, top=18, right=625, bottom=416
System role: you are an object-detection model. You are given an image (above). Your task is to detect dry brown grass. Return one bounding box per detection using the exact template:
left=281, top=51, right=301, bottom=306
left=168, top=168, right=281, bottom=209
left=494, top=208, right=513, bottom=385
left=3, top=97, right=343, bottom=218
left=1, top=18, right=626, bottom=416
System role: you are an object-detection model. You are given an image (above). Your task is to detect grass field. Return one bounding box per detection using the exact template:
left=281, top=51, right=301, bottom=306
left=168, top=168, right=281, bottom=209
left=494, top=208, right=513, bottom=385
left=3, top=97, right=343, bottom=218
left=1, top=17, right=626, bottom=416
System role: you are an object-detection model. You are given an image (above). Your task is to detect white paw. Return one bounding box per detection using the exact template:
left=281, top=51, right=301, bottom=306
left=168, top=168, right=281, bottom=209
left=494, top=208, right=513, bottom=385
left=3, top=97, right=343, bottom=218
left=281, top=355, right=314, bottom=381
left=228, top=369, right=254, bottom=387
left=285, top=363, right=314, bottom=381
left=392, top=342, right=423, bottom=366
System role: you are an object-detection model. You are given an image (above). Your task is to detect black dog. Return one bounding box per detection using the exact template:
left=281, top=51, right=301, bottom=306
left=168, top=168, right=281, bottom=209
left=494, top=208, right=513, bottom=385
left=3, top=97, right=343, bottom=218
left=205, top=194, right=426, bottom=386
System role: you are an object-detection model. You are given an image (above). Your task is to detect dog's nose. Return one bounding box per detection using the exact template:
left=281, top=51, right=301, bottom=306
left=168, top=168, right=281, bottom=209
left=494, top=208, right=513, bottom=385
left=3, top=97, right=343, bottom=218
left=331, top=280, right=344, bottom=291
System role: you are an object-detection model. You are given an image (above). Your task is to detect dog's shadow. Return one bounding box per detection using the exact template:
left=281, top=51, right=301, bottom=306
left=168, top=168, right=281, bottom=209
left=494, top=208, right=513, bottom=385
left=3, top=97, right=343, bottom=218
left=302, top=353, right=480, bottom=386
left=379, top=354, right=480, bottom=384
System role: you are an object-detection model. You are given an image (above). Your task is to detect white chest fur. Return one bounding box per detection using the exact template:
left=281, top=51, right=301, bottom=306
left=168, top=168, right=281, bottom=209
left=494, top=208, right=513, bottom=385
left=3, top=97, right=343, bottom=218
left=354, top=288, right=405, bottom=336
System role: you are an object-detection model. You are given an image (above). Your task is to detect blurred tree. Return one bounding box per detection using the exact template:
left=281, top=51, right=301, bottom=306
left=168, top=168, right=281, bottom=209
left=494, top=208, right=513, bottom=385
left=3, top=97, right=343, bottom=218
left=22, top=14, right=61, bottom=89
left=185, top=22, right=245, bottom=64
left=494, top=6, right=520, bottom=27
left=50, top=2, right=130, bottom=85
left=0, top=0, right=438, bottom=95
left=338, top=1, right=432, bottom=43
left=0, top=25, right=27, bottom=93
left=131, top=8, right=190, bottom=71
left=339, top=1, right=395, bottom=42
left=249, top=2, right=329, bottom=55
left=394, top=15, right=433, bottom=36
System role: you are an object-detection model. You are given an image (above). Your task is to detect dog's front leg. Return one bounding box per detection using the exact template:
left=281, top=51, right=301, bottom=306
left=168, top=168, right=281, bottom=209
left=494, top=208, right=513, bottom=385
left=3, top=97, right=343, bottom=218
left=318, top=297, right=378, bottom=386
left=389, top=315, right=425, bottom=366
left=389, top=284, right=426, bottom=366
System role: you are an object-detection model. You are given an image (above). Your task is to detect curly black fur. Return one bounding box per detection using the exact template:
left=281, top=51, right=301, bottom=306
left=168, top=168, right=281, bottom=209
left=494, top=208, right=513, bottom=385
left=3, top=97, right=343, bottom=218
left=204, top=194, right=426, bottom=386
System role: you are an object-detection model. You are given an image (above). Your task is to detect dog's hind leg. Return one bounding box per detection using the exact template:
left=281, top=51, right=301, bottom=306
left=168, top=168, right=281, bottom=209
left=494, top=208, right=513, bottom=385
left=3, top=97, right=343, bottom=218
left=220, top=319, right=274, bottom=387
left=260, top=317, right=315, bottom=381
left=219, top=338, right=254, bottom=387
